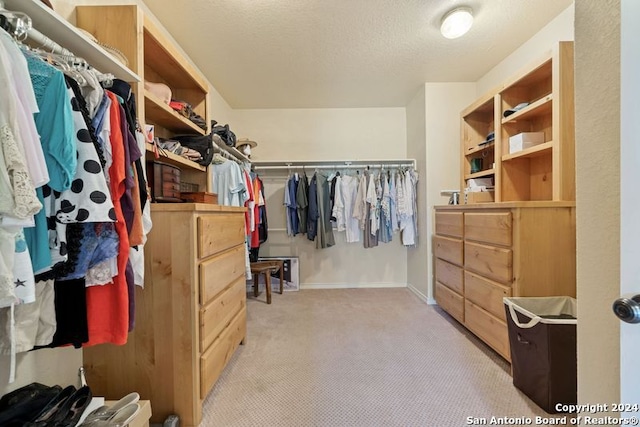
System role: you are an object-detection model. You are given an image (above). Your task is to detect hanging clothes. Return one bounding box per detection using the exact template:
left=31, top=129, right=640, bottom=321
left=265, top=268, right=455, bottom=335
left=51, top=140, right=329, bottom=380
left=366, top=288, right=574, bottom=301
left=284, top=173, right=299, bottom=236
left=363, top=170, right=378, bottom=248
left=340, top=174, right=361, bottom=243
left=306, top=173, right=319, bottom=241
left=83, top=91, right=131, bottom=347
left=211, top=158, right=248, bottom=207
left=331, top=175, right=344, bottom=231
left=379, top=173, right=393, bottom=243
left=296, top=172, right=308, bottom=234
left=399, top=169, right=416, bottom=246
left=352, top=171, right=367, bottom=231
left=0, top=28, right=152, bottom=377
left=315, top=173, right=335, bottom=249
left=0, top=29, right=49, bottom=190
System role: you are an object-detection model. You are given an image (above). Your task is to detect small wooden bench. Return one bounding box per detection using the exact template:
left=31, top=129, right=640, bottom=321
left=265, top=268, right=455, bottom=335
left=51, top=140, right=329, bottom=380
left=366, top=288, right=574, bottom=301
left=250, top=260, right=284, bottom=304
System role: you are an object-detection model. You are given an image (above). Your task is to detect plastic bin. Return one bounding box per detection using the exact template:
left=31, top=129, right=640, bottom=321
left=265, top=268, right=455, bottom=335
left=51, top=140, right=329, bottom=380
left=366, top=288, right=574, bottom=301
left=503, top=296, right=577, bottom=413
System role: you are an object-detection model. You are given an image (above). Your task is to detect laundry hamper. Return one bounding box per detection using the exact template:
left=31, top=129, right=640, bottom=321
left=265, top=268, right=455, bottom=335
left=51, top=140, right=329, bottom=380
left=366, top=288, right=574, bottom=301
left=503, top=296, right=577, bottom=413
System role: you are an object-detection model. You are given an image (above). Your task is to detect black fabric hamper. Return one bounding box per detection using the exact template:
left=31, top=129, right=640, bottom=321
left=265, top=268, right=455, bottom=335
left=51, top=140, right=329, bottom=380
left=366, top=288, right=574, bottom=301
left=503, top=296, right=577, bottom=414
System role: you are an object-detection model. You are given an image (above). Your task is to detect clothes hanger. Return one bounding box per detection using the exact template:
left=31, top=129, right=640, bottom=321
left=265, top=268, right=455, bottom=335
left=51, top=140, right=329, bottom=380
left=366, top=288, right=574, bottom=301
left=0, top=10, right=31, bottom=40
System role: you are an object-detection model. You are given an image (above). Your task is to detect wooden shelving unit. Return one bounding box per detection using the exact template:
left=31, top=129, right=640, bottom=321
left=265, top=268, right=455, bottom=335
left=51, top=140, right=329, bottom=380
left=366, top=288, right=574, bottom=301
left=459, top=41, right=574, bottom=203
left=77, top=4, right=211, bottom=193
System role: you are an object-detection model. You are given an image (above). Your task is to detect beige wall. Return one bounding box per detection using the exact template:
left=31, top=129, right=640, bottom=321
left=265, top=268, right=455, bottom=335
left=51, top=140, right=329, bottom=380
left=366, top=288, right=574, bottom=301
left=420, top=84, right=476, bottom=302
left=405, top=86, right=427, bottom=299
left=476, top=4, right=575, bottom=96
left=406, top=83, right=475, bottom=302
left=575, top=0, right=621, bottom=408
left=235, top=108, right=409, bottom=287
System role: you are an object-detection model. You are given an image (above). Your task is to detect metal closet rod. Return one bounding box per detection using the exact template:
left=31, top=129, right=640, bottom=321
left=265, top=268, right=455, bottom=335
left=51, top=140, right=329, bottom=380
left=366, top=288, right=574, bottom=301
left=252, top=159, right=417, bottom=170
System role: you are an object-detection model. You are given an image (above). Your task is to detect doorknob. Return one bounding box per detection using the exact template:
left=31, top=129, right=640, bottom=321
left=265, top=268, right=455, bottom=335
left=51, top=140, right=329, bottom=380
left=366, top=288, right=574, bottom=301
left=612, top=295, right=640, bottom=323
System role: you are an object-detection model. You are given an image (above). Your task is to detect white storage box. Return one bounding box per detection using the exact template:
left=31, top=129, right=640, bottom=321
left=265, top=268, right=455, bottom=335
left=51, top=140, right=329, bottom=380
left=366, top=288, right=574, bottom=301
left=509, top=132, right=544, bottom=153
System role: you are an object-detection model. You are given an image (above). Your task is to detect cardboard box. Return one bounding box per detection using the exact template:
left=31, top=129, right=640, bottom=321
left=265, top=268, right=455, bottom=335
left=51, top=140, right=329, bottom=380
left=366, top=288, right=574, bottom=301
left=509, top=132, right=545, bottom=153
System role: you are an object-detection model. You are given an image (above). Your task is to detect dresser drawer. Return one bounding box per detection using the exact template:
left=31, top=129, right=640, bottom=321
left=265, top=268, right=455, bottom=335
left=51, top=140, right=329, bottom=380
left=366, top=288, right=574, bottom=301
left=435, top=281, right=464, bottom=323
left=200, top=276, right=246, bottom=352
left=435, top=211, right=463, bottom=238
left=199, top=245, right=245, bottom=305
left=464, top=271, right=511, bottom=321
left=433, top=235, right=463, bottom=266
left=464, top=212, right=512, bottom=247
left=465, top=300, right=510, bottom=361
left=435, top=258, right=463, bottom=294
left=198, top=213, right=245, bottom=259
left=200, top=307, right=246, bottom=398
left=464, top=241, right=513, bottom=284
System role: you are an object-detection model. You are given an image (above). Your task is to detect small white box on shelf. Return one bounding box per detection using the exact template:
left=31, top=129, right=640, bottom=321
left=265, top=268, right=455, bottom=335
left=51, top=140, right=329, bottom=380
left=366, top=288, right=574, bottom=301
left=509, top=132, right=545, bottom=153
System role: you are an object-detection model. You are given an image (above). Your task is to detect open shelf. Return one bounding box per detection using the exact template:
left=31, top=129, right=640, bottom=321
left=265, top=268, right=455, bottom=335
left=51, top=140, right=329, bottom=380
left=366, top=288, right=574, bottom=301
left=465, top=168, right=496, bottom=180
left=502, top=141, right=553, bottom=162
left=502, top=94, right=553, bottom=124
left=144, top=90, right=206, bottom=135
left=145, top=142, right=206, bottom=171
left=3, top=0, right=139, bottom=82
left=466, top=141, right=495, bottom=156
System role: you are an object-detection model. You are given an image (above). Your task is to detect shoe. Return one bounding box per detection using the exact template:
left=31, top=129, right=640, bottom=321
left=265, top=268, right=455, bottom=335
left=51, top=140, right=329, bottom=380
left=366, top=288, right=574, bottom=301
left=80, top=392, right=139, bottom=425
left=81, top=402, right=140, bottom=427
left=26, top=385, right=77, bottom=425
left=53, top=385, right=93, bottom=427
left=0, top=384, right=62, bottom=426
left=0, top=383, right=53, bottom=411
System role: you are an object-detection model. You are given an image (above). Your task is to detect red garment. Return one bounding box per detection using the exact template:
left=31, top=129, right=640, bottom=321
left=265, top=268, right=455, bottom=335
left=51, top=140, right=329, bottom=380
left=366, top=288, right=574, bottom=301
left=84, top=91, right=130, bottom=346
left=250, top=176, right=262, bottom=249
left=243, top=170, right=254, bottom=237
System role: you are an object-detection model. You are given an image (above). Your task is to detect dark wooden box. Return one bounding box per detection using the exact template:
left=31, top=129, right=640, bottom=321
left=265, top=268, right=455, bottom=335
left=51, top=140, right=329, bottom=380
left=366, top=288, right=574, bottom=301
left=147, top=161, right=182, bottom=202
left=181, top=192, right=218, bottom=204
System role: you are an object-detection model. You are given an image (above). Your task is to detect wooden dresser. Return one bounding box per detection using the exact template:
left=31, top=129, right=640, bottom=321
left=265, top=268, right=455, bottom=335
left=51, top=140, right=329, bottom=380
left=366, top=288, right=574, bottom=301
left=84, top=204, right=247, bottom=427
left=434, top=203, right=576, bottom=361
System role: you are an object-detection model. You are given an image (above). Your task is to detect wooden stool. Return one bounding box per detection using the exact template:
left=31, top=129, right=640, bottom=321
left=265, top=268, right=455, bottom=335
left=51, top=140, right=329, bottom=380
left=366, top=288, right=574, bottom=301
left=257, top=260, right=285, bottom=294
left=250, top=261, right=285, bottom=304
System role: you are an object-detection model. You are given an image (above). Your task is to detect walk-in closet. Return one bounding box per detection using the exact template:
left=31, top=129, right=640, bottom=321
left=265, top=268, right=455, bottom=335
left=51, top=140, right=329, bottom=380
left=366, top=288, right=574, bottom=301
left=0, top=1, right=636, bottom=426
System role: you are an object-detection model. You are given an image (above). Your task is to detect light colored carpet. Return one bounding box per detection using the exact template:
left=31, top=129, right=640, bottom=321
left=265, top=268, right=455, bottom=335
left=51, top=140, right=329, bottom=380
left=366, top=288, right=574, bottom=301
left=201, top=288, right=551, bottom=427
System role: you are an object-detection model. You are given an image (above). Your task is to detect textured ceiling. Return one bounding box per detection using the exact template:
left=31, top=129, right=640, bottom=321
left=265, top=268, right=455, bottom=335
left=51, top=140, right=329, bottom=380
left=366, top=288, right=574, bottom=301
left=143, top=0, right=573, bottom=109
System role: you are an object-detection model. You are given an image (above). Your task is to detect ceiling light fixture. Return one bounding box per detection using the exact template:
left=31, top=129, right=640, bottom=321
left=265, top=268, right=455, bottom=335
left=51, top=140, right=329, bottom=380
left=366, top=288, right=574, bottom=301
left=440, top=7, right=473, bottom=39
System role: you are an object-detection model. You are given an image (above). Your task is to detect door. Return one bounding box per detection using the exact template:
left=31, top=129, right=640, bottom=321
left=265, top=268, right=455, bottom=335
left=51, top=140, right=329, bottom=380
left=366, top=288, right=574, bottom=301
left=619, top=0, right=640, bottom=407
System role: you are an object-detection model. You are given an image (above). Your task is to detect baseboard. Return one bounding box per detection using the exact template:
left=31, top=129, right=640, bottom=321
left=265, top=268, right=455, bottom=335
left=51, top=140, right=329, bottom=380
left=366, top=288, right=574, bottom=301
left=300, top=282, right=407, bottom=290
left=407, top=284, right=437, bottom=305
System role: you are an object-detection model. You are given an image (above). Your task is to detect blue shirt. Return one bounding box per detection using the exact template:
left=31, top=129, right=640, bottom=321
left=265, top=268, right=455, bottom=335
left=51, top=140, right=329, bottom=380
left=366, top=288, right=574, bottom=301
left=23, top=55, right=75, bottom=272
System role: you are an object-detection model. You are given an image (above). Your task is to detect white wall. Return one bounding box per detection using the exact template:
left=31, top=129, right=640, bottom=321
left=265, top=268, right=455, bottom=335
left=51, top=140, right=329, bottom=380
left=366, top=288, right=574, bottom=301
left=235, top=108, right=409, bottom=288
left=412, top=84, right=476, bottom=303
left=574, top=0, right=621, bottom=408
left=476, top=4, right=575, bottom=96
left=405, top=86, right=427, bottom=300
